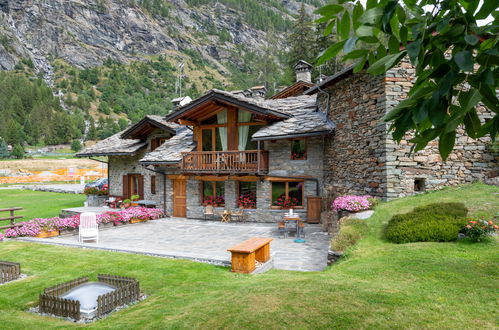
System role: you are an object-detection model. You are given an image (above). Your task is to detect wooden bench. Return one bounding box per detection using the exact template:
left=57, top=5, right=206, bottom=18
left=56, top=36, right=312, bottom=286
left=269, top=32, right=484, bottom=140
left=227, top=237, right=273, bottom=273
left=0, top=207, right=23, bottom=230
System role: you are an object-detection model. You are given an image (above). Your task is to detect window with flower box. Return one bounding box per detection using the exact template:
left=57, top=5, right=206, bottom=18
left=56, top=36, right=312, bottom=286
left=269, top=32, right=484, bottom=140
left=271, top=180, right=304, bottom=208
left=291, top=139, right=307, bottom=160
left=237, top=181, right=257, bottom=208
left=202, top=181, right=225, bottom=206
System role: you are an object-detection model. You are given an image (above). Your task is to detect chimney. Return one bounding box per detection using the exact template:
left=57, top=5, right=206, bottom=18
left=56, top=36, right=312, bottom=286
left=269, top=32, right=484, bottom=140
left=294, top=60, right=312, bottom=83
left=316, top=74, right=326, bottom=84
left=172, top=96, right=192, bottom=108
left=248, top=86, right=267, bottom=100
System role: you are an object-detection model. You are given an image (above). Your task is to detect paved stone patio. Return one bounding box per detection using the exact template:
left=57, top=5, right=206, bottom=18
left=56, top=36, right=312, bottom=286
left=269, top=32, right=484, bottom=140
left=19, top=218, right=330, bottom=272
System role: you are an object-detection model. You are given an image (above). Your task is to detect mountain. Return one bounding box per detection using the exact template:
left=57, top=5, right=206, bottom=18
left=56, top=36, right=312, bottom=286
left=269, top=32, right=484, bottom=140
left=0, top=0, right=323, bottom=148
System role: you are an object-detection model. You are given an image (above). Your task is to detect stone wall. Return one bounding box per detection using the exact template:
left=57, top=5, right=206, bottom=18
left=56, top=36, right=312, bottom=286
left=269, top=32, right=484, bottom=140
left=318, top=71, right=388, bottom=200
left=319, top=62, right=497, bottom=201
left=383, top=61, right=497, bottom=199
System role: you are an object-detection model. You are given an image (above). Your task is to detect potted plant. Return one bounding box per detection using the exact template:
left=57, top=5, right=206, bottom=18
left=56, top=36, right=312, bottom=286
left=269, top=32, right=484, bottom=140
left=238, top=192, right=257, bottom=209
left=332, top=195, right=372, bottom=218
left=273, top=196, right=300, bottom=209
left=130, top=195, right=140, bottom=207
left=122, top=199, right=131, bottom=209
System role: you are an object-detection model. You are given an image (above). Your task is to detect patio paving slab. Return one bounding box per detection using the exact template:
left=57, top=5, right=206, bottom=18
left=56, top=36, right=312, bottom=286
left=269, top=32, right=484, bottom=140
left=18, top=218, right=330, bottom=272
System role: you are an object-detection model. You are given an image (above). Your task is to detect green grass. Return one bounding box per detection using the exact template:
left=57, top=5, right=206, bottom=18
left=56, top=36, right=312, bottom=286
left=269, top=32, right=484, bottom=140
left=0, top=183, right=498, bottom=329
left=0, top=190, right=85, bottom=222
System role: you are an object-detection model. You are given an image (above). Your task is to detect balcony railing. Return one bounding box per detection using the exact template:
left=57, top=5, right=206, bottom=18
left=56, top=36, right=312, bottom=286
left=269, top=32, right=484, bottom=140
left=181, top=150, right=269, bottom=174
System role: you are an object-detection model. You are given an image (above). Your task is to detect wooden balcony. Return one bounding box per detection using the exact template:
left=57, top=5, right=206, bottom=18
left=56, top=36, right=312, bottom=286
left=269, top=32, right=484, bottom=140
left=181, top=150, right=269, bottom=174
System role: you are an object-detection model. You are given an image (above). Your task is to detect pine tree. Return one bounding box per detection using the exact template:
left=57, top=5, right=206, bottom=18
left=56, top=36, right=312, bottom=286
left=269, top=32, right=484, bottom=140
left=0, top=137, right=8, bottom=158
left=12, top=144, right=24, bottom=159
left=287, top=4, right=316, bottom=68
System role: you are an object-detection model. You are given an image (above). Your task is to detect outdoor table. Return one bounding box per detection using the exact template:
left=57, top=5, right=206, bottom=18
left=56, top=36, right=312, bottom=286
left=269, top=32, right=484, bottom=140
left=136, top=200, right=157, bottom=208
left=220, top=210, right=231, bottom=223
left=283, top=215, right=302, bottom=236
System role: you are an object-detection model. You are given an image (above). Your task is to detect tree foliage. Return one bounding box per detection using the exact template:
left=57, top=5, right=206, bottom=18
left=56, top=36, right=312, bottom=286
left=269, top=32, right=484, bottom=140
left=288, top=4, right=317, bottom=67
left=316, top=0, right=498, bottom=159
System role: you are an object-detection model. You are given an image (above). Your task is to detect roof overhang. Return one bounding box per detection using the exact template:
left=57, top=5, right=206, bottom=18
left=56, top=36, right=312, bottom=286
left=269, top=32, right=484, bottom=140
left=305, top=66, right=355, bottom=95
left=270, top=80, right=314, bottom=100
left=121, top=117, right=176, bottom=139
left=165, top=90, right=291, bottom=123
left=252, top=130, right=333, bottom=141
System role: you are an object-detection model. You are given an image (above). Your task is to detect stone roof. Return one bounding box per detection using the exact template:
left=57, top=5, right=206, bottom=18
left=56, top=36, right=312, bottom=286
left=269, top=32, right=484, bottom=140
left=76, top=130, right=147, bottom=157
left=140, top=127, right=195, bottom=164
left=252, top=94, right=335, bottom=140
left=121, top=115, right=179, bottom=139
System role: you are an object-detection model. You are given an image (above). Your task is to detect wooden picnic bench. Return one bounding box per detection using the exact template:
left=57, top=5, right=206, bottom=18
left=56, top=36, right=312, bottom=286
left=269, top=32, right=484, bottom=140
left=227, top=237, right=273, bottom=273
left=0, top=207, right=23, bottom=230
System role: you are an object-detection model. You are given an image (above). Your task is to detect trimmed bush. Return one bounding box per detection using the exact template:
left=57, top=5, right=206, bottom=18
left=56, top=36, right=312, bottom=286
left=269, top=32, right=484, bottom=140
left=385, top=203, right=468, bottom=244
left=331, top=219, right=369, bottom=252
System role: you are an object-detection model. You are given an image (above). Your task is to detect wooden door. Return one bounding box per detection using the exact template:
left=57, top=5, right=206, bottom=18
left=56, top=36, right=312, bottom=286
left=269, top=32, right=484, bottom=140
left=307, top=196, right=322, bottom=224
left=172, top=179, right=187, bottom=217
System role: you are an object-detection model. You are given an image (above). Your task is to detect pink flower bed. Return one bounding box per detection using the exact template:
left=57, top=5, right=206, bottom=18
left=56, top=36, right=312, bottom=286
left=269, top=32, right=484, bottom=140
left=332, top=195, right=372, bottom=212
left=4, top=207, right=165, bottom=238
left=0, top=232, right=4, bottom=241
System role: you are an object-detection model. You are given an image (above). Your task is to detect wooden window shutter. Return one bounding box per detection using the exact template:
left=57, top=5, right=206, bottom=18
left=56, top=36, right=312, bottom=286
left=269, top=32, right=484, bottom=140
left=138, top=175, right=144, bottom=200
left=151, top=175, right=156, bottom=195
left=122, top=175, right=129, bottom=199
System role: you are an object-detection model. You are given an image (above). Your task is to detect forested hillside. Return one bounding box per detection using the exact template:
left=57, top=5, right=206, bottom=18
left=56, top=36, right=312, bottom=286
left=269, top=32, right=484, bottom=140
left=0, top=0, right=327, bottom=150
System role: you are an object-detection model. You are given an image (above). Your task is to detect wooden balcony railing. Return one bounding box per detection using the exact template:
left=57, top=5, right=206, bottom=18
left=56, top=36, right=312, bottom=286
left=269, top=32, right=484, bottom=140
left=181, top=150, right=269, bottom=174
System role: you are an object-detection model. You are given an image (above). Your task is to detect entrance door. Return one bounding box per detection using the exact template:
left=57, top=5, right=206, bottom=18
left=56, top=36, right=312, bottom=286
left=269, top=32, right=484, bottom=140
left=172, top=179, right=187, bottom=217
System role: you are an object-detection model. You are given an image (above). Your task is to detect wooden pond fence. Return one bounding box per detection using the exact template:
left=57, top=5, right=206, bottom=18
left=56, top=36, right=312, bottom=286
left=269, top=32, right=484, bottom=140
left=39, top=274, right=140, bottom=320
left=0, top=207, right=23, bottom=230
left=0, top=261, right=21, bottom=284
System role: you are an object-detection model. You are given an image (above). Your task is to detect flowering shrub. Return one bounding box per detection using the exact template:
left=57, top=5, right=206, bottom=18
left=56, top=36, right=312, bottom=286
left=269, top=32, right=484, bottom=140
left=332, top=195, right=372, bottom=212
left=273, top=196, right=300, bottom=208
left=84, top=187, right=108, bottom=196
left=203, top=195, right=225, bottom=206
left=462, top=218, right=498, bottom=242
left=238, top=192, right=256, bottom=208
left=4, top=207, right=165, bottom=238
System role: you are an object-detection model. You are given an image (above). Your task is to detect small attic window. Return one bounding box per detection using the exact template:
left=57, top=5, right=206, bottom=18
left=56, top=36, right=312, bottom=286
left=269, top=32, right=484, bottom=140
left=151, top=137, right=167, bottom=152
left=414, top=178, right=426, bottom=192
left=291, top=139, right=307, bottom=160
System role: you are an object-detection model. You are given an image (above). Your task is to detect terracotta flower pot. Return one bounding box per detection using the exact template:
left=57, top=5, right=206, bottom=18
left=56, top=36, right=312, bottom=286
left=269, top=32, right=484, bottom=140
left=35, top=230, right=60, bottom=238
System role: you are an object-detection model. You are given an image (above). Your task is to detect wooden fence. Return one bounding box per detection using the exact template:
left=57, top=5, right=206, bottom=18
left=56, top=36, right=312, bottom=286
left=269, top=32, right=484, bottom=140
left=0, top=261, right=21, bottom=284
left=0, top=207, right=23, bottom=230
left=96, top=274, right=140, bottom=317
left=39, top=276, right=89, bottom=320
left=38, top=274, right=140, bottom=320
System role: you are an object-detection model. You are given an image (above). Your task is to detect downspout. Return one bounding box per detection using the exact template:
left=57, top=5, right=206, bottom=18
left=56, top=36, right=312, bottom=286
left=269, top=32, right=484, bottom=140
left=142, top=165, right=167, bottom=215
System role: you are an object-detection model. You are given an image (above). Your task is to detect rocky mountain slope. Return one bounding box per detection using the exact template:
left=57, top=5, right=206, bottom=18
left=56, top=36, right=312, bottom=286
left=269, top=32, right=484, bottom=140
left=0, top=0, right=318, bottom=83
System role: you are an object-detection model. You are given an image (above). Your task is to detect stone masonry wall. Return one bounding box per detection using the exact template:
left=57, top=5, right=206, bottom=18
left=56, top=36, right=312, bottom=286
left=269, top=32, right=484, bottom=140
left=318, top=72, right=388, bottom=200
left=319, top=61, right=497, bottom=201
left=384, top=61, right=497, bottom=199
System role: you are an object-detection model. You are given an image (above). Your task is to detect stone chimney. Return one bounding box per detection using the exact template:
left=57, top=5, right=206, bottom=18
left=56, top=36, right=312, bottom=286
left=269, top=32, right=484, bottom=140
left=248, top=86, right=267, bottom=100
left=294, top=60, right=312, bottom=83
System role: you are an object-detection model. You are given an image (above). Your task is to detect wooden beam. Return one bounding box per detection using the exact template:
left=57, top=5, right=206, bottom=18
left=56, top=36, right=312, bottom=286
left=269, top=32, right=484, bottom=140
left=167, top=174, right=189, bottom=180
left=227, top=107, right=237, bottom=150
left=229, top=175, right=260, bottom=181
left=179, top=119, right=198, bottom=126
left=194, top=175, right=229, bottom=181
left=236, top=121, right=267, bottom=126
left=265, top=176, right=312, bottom=182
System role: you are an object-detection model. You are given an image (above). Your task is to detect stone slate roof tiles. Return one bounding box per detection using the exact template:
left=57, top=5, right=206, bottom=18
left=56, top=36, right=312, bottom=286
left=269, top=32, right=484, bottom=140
left=252, top=94, right=335, bottom=140
left=76, top=130, right=147, bottom=157
left=140, top=127, right=195, bottom=164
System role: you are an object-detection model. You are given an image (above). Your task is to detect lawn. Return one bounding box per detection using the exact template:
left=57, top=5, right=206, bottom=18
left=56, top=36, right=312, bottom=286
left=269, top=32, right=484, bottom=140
left=0, top=183, right=498, bottom=329
left=0, top=190, right=85, bottom=222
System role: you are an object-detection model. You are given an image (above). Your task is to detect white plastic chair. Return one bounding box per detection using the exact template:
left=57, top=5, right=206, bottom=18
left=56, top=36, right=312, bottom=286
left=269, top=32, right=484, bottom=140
left=79, top=212, right=99, bottom=243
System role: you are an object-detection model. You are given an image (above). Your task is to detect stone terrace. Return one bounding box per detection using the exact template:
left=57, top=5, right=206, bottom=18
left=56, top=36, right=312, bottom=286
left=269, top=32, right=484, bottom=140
left=19, top=218, right=330, bottom=272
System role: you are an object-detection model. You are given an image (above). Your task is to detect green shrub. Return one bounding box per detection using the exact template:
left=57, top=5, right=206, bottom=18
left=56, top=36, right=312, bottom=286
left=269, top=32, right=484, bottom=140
left=385, top=203, right=468, bottom=244
left=331, top=219, right=369, bottom=252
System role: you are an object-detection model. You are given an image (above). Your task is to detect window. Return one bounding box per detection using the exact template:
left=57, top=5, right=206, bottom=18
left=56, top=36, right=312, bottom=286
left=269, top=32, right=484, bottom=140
left=237, top=181, right=257, bottom=208
left=151, top=137, right=167, bottom=151
left=151, top=175, right=156, bottom=195
left=202, top=181, right=225, bottom=206
left=271, top=181, right=304, bottom=208
left=291, top=139, right=307, bottom=160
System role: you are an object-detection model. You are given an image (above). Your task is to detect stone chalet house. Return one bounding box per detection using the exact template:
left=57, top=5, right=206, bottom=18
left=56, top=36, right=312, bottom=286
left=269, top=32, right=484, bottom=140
left=77, top=60, right=497, bottom=222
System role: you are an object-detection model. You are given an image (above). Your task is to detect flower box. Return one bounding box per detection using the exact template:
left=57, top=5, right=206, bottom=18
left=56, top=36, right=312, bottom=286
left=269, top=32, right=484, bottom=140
left=130, top=218, right=147, bottom=224
left=35, top=230, right=60, bottom=238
